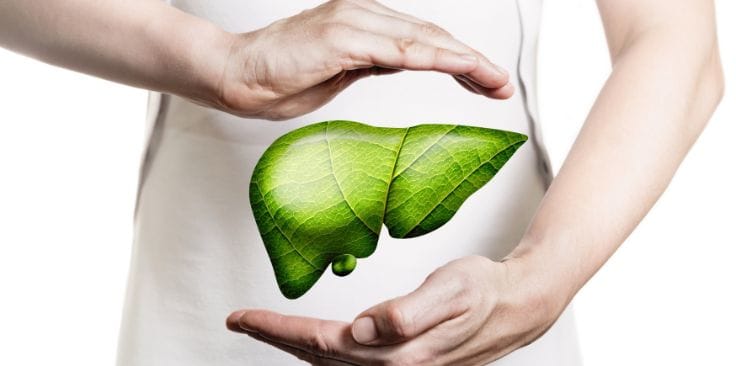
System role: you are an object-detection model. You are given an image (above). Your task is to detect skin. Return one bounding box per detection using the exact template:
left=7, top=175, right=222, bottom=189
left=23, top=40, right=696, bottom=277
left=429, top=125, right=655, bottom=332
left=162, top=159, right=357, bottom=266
left=1, top=0, right=725, bottom=365
left=228, top=1, right=725, bottom=365
left=0, top=0, right=512, bottom=120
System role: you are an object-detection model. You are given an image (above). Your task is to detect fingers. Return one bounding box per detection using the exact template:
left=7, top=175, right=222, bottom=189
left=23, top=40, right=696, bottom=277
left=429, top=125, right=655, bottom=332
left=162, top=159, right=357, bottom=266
left=345, top=0, right=427, bottom=25
left=228, top=309, right=376, bottom=364
left=350, top=269, right=470, bottom=346
left=227, top=309, right=439, bottom=365
left=489, top=81, right=515, bottom=99
left=337, top=0, right=512, bottom=94
left=456, top=74, right=515, bottom=99
left=352, top=12, right=509, bottom=86
left=454, top=75, right=483, bottom=95
left=246, top=332, right=356, bottom=366
left=334, top=27, right=481, bottom=75
left=227, top=312, right=351, bottom=365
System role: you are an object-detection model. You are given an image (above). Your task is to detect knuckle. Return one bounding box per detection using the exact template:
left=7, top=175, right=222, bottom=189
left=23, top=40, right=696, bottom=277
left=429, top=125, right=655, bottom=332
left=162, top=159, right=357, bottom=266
left=443, top=269, right=480, bottom=308
left=385, top=303, right=412, bottom=338
left=458, top=284, right=483, bottom=309
left=304, top=328, right=332, bottom=357
left=429, top=46, right=444, bottom=63
left=395, top=37, right=417, bottom=54
left=454, top=266, right=475, bottom=289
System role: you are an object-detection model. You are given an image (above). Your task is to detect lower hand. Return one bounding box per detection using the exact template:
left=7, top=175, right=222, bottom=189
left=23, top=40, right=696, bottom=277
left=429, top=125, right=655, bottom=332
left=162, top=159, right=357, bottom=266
left=227, top=255, right=568, bottom=365
left=212, top=0, right=513, bottom=120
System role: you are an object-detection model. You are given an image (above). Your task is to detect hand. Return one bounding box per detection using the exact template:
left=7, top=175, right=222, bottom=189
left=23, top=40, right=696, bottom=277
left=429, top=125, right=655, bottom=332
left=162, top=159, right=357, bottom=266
left=227, top=255, right=569, bottom=365
left=214, top=0, right=513, bottom=120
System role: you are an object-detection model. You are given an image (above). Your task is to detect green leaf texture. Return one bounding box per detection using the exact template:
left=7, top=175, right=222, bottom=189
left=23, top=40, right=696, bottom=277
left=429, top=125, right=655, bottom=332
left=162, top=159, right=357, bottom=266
left=249, top=120, right=527, bottom=299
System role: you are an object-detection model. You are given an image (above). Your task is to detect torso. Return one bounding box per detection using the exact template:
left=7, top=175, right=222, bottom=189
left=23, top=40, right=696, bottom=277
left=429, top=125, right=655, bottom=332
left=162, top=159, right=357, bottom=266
left=117, top=1, right=580, bottom=365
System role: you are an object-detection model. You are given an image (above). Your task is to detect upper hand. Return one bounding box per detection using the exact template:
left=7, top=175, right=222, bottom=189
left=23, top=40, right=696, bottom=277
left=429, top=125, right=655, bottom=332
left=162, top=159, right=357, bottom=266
left=227, top=255, right=568, bottom=366
left=212, top=0, right=513, bottom=120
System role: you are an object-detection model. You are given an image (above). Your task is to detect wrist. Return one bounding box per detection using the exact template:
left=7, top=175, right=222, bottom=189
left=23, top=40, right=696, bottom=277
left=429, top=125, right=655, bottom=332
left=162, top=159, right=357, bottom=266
left=181, top=22, right=237, bottom=109
left=145, top=6, right=237, bottom=109
left=501, top=238, right=582, bottom=318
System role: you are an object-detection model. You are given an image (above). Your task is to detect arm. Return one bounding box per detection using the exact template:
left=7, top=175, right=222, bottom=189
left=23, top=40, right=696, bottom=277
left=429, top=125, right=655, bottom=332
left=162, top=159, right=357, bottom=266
left=0, top=0, right=512, bottom=120
left=0, top=0, right=230, bottom=107
left=506, top=0, right=725, bottom=308
left=227, top=0, right=725, bottom=364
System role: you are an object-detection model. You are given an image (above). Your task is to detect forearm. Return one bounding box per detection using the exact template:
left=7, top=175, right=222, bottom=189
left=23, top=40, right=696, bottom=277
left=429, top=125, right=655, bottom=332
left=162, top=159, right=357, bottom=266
left=506, top=21, right=724, bottom=306
left=0, top=0, right=232, bottom=105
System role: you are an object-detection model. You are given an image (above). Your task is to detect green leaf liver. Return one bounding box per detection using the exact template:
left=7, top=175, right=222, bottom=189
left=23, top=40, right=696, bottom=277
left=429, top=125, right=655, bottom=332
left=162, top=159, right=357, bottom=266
left=249, top=120, right=527, bottom=299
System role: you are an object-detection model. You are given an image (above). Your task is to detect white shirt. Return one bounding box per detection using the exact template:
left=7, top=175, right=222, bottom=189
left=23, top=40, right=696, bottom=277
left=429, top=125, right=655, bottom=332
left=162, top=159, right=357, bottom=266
left=117, top=1, right=581, bottom=364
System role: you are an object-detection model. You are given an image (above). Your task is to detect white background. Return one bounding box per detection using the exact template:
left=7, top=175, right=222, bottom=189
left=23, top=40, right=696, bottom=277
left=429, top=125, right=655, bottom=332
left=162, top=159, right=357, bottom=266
left=0, top=1, right=733, bottom=365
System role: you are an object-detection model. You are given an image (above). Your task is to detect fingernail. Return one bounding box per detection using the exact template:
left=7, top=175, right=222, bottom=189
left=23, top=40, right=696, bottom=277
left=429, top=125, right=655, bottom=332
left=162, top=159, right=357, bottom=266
left=227, top=310, right=247, bottom=331
left=352, top=317, right=378, bottom=344
left=232, top=310, right=257, bottom=332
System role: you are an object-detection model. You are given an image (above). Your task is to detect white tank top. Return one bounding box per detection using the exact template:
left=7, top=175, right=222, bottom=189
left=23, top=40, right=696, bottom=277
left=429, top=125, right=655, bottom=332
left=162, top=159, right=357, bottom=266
left=117, top=1, right=581, bottom=364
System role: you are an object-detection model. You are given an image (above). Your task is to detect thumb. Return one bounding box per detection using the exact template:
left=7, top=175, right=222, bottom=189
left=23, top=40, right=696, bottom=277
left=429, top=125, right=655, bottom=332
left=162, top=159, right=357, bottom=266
left=351, top=270, right=468, bottom=346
